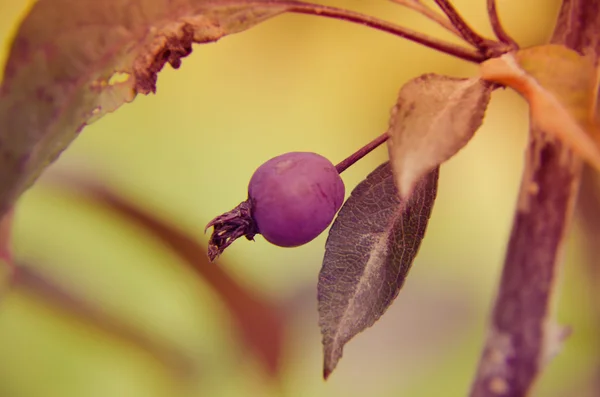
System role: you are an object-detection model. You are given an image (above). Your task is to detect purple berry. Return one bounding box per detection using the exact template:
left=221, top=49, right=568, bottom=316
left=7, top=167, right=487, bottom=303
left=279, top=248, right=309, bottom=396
left=248, top=152, right=345, bottom=247
left=205, top=152, right=345, bottom=261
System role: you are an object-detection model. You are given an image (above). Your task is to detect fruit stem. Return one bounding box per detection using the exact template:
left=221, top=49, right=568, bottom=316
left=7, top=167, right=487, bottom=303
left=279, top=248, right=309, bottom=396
left=335, top=133, right=389, bottom=174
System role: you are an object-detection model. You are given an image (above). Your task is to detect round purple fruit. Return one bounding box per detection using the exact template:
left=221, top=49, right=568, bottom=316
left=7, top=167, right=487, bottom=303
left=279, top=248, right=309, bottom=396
left=248, top=152, right=345, bottom=247
left=205, top=151, right=346, bottom=261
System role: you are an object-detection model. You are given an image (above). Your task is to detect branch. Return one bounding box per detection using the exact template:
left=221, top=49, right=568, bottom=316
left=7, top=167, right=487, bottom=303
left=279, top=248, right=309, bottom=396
left=470, top=130, right=581, bottom=397
left=550, top=0, right=600, bottom=55
left=470, top=1, right=600, bottom=396
left=286, top=3, right=485, bottom=63
left=575, top=166, right=600, bottom=395
left=487, top=0, right=519, bottom=48
left=577, top=167, right=600, bottom=298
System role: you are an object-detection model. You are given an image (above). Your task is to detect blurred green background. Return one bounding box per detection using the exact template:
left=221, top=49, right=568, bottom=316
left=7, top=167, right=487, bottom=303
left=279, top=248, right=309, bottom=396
left=1, top=0, right=598, bottom=396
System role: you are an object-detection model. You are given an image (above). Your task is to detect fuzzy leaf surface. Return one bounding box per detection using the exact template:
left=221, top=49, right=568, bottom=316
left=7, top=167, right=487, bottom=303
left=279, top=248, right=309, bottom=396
left=387, top=73, right=492, bottom=199
left=0, top=0, right=291, bottom=217
left=318, top=162, right=438, bottom=379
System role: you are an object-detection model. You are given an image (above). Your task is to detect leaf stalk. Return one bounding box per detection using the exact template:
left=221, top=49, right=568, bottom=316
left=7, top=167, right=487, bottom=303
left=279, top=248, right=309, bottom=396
left=487, top=0, right=519, bottom=49
left=285, top=2, right=486, bottom=63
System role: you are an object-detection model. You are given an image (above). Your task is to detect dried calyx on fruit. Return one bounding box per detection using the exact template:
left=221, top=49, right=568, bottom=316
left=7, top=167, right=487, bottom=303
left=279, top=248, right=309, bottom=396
left=206, top=152, right=345, bottom=261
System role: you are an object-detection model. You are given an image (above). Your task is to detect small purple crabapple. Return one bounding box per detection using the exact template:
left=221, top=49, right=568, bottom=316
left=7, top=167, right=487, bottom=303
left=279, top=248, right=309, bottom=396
left=206, top=152, right=345, bottom=261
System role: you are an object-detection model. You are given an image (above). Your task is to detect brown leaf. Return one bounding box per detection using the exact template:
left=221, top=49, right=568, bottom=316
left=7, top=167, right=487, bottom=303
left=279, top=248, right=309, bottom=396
left=0, top=0, right=291, bottom=218
left=387, top=73, right=492, bottom=199
left=318, top=162, right=438, bottom=379
left=44, top=172, right=285, bottom=378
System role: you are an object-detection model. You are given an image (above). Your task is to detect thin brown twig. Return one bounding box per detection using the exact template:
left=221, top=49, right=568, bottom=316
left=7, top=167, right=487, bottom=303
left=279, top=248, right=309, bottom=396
left=433, top=0, right=490, bottom=49
left=487, top=0, right=519, bottom=48
left=285, top=2, right=486, bottom=63
left=389, top=0, right=462, bottom=39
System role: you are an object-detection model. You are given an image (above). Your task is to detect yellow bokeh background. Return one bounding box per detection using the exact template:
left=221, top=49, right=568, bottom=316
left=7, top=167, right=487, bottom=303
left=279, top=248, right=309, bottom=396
left=0, top=1, right=597, bottom=396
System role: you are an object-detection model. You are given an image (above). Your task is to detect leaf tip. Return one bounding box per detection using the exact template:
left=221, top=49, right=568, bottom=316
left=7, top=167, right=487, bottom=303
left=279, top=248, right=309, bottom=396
left=321, top=343, right=341, bottom=380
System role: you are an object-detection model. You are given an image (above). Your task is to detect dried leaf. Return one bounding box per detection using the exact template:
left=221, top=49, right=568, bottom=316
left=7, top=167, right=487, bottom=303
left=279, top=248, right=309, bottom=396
left=44, top=172, right=285, bottom=377
left=479, top=44, right=600, bottom=170
left=0, top=0, right=291, bottom=218
left=318, top=162, right=438, bottom=379
left=387, top=73, right=492, bottom=199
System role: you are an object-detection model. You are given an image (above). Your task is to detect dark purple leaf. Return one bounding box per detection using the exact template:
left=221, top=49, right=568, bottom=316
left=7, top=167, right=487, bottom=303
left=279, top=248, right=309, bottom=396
left=318, top=161, right=439, bottom=379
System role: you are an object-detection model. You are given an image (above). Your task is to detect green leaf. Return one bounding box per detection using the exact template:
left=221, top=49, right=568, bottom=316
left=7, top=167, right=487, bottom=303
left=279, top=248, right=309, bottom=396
left=0, top=0, right=291, bottom=217
left=318, top=162, right=438, bottom=379
left=387, top=73, right=492, bottom=199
